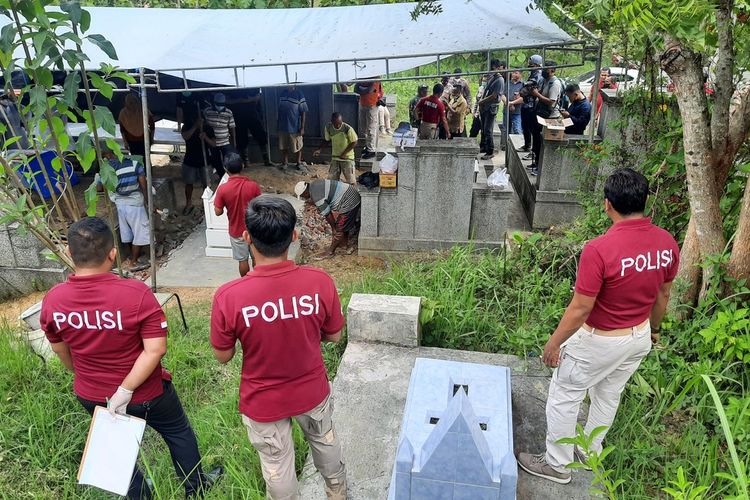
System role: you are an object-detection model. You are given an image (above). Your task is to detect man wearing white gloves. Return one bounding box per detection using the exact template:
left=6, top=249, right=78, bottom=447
left=40, top=217, right=221, bottom=500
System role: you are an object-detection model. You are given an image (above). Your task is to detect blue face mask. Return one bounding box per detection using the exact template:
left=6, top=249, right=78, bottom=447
left=182, top=91, right=192, bottom=97
left=215, top=105, right=225, bottom=111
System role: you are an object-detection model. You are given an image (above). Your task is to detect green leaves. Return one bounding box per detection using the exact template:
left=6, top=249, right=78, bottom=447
left=86, top=33, right=117, bottom=60
left=62, top=71, right=80, bottom=107
left=83, top=182, right=98, bottom=216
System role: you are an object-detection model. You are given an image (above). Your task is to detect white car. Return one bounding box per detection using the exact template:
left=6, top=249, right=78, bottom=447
left=575, top=67, right=641, bottom=98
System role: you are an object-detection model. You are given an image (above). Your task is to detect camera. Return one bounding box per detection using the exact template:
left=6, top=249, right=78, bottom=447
left=519, top=79, right=538, bottom=98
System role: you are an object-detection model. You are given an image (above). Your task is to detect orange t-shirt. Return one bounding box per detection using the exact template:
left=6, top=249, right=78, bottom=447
left=357, top=82, right=383, bottom=108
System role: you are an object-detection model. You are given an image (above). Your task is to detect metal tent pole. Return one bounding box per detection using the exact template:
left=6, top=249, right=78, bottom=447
left=263, top=88, right=272, bottom=164
left=140, top=68, right=157, bottom=292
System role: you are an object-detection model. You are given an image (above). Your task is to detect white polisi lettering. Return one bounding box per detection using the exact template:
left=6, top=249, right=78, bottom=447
left=261, top=302, right=279, bottom=322
left=51, top=310, right=124, bottom=331
left=620, top=249, right=674, bottom=277
left=240, top=294, right=321, bottom=326
left=242, top=306, right=259, bottom=328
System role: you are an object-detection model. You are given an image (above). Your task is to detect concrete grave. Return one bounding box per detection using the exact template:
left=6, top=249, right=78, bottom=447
left=389, top=358, right=517, bottom=500
left=358, top=139, right=516, bottom=258
left=300, top=293, right=592, bottom=499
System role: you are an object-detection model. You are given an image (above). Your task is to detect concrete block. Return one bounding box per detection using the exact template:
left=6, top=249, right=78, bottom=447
left=410, top=478, right=453, bottom=500
left=0, top=267, right=66, bottom=300
left=413, top=139, right=477, bottom=241
left=204, top=246, right=233, bottom=258
left=205, top=227, right=231, bottom=248
left=454, top=484, right=499, bottom=500
left=9, top=227, right=47, bottom=268
left=470, top=184, right=512, bottom=242
left=359, top=187, right=381, bottom=238
left=0, top=227, right=15, bottom=267
left=532, top=190, right=582, bottom=229
left=347, top=293, right=421, bottom=347
left=358, top=237, right=503, bottom=259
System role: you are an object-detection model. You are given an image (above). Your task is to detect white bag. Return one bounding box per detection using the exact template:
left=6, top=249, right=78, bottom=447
left=487, top=168, right=509, bottom=189
left=379, top=153, right=399, bottom=174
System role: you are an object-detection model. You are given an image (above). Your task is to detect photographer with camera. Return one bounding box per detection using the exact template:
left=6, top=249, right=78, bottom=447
left=517, top=55, right=544, bottom=154
left=529, top=60, right=563, bottom=176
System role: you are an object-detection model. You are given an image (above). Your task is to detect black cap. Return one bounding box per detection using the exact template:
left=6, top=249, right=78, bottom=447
left=418, top=84, right=428, bottom=90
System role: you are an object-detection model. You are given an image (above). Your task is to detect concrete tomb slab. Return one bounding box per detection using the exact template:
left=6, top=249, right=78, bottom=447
left=388, top=358, right=516, bottom=500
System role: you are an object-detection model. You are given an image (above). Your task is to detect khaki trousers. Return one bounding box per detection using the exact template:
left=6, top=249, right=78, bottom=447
left=242, top=392, right=347, bottom=500
left=418, top=122, right=437, bottom=140
left=358, top=105, right=379, bottom=150
left=328, top=159, right=356, bottom=184
left=545, top=324, right=652, bottom=472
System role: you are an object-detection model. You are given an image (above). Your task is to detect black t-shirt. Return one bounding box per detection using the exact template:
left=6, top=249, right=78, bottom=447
left=182, top=117, right=214, bottom=168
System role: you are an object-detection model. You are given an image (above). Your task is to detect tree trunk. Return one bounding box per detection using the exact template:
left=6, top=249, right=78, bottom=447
left=728, top=177, right=750, bottom=284
left=661, top=41, right=727, bottom=294
left=670, top=219, right=701, bottom=317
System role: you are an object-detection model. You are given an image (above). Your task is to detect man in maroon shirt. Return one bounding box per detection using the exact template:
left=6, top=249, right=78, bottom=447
left=416, top=83, right=451, bottom=140
left=518, top=168, right=679, bottom=484
left=40, top=217, right=221, bottom=499
left=211, top=196, right=347, bottom=500
left=213, top=152, right=262, bottom=277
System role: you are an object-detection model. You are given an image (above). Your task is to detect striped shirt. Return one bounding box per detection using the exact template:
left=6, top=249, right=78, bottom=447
left=278, top=89, right=308, bottom=133
left=204, top=106, right=235, bottom=147
left=309, top=180, right=360, bottom=217
left=111, top=158, right=145, bottom=206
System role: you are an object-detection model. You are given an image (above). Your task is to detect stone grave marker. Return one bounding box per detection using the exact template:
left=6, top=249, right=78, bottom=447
left=388, top=358, right=517, bottom=500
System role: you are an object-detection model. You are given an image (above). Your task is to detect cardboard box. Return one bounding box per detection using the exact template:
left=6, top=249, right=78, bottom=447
left=537, top=116, right=574, bottom=141
left=392, top=127, right=417, bottom=148
left=379, top=172, right=397, bottom=188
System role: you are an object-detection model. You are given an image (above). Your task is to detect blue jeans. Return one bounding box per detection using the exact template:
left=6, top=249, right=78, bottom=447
left=508, top=113, right=522, bottom=134
left=503, top=112, right=523, bottom=135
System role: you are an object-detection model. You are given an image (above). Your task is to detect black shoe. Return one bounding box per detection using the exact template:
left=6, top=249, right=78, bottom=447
left=481, top=152, right=495, bottom=160
left=361, top=151, right=376, bottom=160
left=527, top=163, right=536, bottom=170
left=200, top=466, right=224, bottom=493
left=517, top=145, right=530, bottom=152
left=530, top=167, right=539, bottom=176
left=522, top=153, right=534, bottom=161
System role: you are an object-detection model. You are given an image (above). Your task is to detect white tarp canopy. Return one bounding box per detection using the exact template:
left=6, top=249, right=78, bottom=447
left=61, top=0, right=575, bottom=87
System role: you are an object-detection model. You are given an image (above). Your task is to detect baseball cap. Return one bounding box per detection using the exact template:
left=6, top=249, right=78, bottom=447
left=529, top=55, right=543, bottom=66
left=418, top=84, right=428, bottom=90
left=294, top=181, right=308, bottom=199
left=213, top=92, right=226, bottom=104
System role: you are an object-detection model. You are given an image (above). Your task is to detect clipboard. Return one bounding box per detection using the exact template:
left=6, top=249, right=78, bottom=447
left=77, top=406, right=147, bottom=496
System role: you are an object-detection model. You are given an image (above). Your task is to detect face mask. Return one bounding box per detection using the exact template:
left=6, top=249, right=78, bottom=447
left=215, top=105, right=225, bottom=111
left=182, top=91, right=192, bottom=97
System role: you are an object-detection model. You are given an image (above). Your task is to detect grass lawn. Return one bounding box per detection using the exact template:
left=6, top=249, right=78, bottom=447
left=1, top=241, right=747, bottom=498
left=0, top=300, right=345, bottom=500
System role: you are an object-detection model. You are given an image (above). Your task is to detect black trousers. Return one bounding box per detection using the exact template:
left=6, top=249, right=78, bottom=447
left=531, top=116, right=543, bottom=167
left=469, top=115, right=482, bottom=138
left=479, top=111, right=497, bottom=154
left=236, top=115, right=269, bottom=161
left=77, top=381, right=206, bottom=500
left=521, top=107, right=536, bottom=149
left=209, top=144, right=235, bottom=177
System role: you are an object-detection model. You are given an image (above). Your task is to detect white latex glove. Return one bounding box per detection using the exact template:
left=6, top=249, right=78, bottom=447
left=107, top=386, right=134, bottom=417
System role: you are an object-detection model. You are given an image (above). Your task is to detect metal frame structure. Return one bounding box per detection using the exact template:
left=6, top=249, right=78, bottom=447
left=100, top=3, right=601, bottom=292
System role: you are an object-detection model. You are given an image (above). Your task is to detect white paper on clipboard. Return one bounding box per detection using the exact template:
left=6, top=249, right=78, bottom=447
left=77, top=406, right=147, bottom=496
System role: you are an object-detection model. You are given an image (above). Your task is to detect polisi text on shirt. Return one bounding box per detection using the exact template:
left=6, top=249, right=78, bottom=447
left=242, top=294, right=320, bottom=327
left=52, top=310, right=124, bottom=331
left=620, top=249, right=674, bottom=277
